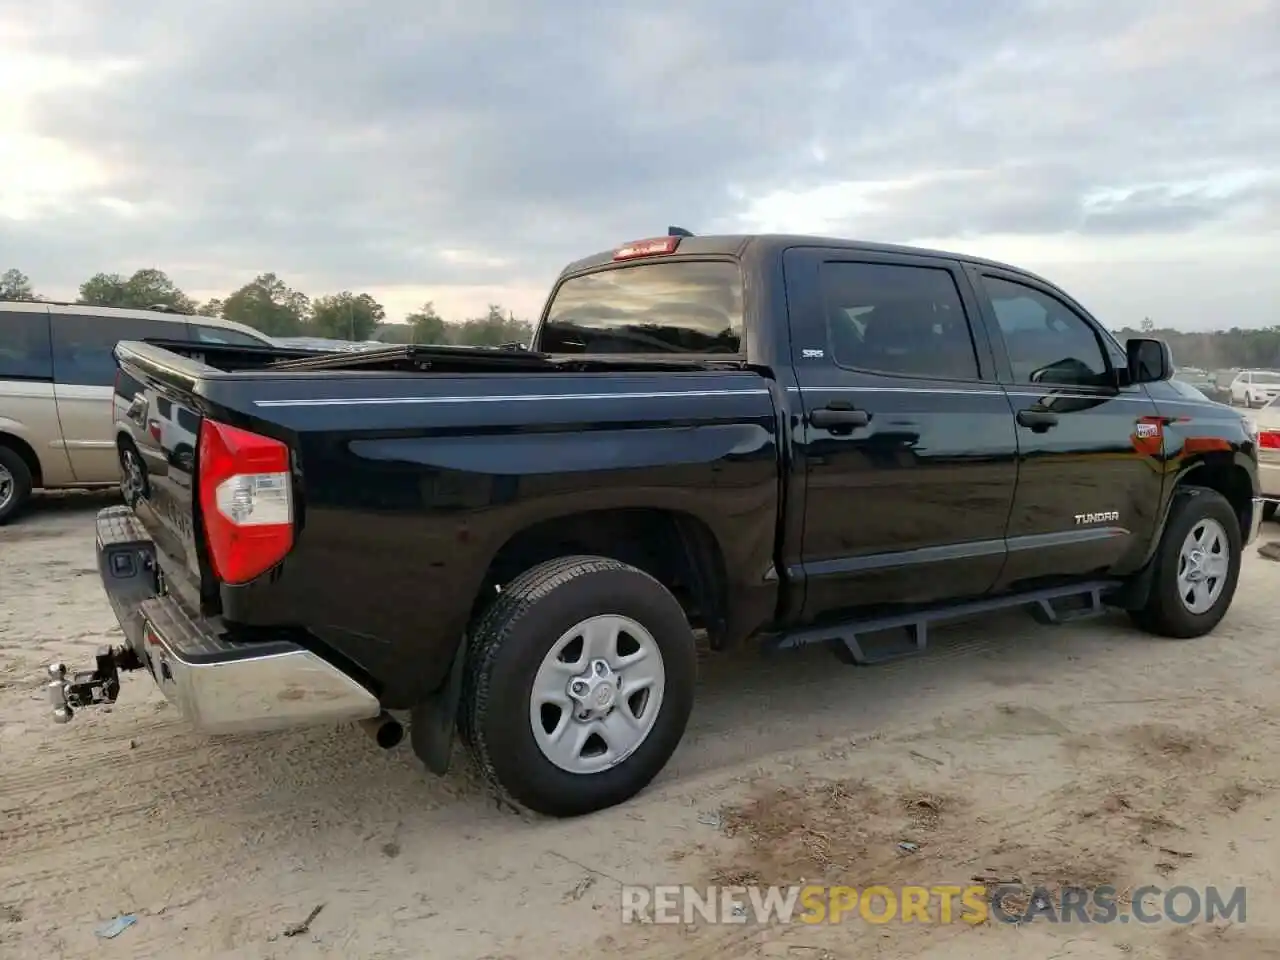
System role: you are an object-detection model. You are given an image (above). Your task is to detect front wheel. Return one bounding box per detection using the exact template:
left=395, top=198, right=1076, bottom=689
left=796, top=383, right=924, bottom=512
left=458, top=556, right=697, bottom=817
left=0, top=446, right=33, bottom=526
left=1129, top=487, right=1242, bottom=638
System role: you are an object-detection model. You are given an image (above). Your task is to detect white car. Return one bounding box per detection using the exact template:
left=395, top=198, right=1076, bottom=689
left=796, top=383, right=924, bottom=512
left=1229, top=369, right=1280, bottom=408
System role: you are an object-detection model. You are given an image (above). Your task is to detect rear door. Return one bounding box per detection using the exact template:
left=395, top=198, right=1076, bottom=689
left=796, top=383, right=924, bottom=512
left=0, top=304, right=75, bottom=487
left=48, top=307, right=190, bottom=483
left=783, top=247, right=1019, bottom=618
left=968, top=267, right=1165, bottom=586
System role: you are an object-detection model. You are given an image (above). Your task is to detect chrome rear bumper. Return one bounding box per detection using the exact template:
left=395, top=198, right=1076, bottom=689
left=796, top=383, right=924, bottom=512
left=81, top=505, right=381, bottom=734
left=135, top=596, right=381, bottom=734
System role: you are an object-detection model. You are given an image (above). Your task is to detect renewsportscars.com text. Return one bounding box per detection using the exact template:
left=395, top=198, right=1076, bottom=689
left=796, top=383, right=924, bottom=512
left=621, top=883, right=1247, bottom=926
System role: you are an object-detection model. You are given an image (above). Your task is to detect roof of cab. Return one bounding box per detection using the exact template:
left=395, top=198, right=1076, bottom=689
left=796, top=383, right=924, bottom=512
left=558, top=233, right=1047, bottom=284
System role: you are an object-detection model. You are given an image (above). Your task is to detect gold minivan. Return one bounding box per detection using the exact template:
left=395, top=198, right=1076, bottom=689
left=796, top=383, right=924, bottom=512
left=0, top=301, right=274, bottom=524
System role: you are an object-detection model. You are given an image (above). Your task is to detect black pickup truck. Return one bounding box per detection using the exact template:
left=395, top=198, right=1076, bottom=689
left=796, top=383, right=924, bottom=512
left=51, top=233, right=1262, bottom=817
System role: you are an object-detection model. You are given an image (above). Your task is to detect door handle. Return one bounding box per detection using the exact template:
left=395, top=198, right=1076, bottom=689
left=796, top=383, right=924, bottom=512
left=810, top=405, right=871, bottom=429
left=1016, top=409, right=1059, bottom=432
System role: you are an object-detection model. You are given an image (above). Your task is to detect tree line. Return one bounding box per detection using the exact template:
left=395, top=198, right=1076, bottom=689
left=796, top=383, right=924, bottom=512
left=0, top=267, right=533, bottom=348
left=5, top=266, right=1277, bottom=368
left=1113, top=318, right=1280, bottom=372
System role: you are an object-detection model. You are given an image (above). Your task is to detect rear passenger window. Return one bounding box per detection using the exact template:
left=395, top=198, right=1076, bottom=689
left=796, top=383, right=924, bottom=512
left=982, top=276, right=1110, bottom=388
left=50, top=314, right=179, bottom=387
left=0, top=309, right=53, bottom=380
left=821, top=262, right=980, bottom=380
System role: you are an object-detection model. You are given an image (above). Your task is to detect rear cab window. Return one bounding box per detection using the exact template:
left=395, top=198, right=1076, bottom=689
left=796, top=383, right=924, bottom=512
left=536, top=260, right=744, bottom=355
left=0, top=308, right=53, bottom=380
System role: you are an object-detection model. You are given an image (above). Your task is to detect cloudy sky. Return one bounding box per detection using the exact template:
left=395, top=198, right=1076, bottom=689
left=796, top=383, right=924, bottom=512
left=1, top=0, right=1277, bottom=328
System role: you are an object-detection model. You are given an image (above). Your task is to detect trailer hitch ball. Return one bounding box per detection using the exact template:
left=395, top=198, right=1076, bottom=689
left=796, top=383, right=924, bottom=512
left=47, top=663, right=73, bottom=723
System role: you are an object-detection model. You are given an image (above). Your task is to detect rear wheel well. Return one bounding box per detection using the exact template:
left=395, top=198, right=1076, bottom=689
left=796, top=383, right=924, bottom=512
left=476, top=508, right=730, bottom=647
left=1175, top=462, right=1254, bottom=539
left=0, top=432, right=43, bottom=489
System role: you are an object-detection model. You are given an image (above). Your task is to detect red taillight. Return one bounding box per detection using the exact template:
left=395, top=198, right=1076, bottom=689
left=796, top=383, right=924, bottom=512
left=612, top=236, right=680, bottom=260
left=1260, top=430, right=1280, bottom=449
left=197, top=419, right=294, bottom=585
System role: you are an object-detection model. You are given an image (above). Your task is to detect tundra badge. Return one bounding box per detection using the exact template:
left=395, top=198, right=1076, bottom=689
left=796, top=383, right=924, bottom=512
left=1075, top=511, right=1120, bottom=524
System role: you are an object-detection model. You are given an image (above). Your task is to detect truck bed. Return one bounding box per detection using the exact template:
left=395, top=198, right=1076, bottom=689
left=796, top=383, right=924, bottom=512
left=111, top=338, right=783, bottom=710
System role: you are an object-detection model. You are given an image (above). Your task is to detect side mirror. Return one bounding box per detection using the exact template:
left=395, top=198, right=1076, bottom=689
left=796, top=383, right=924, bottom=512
left=1125, top=338, right=1173, bottom=384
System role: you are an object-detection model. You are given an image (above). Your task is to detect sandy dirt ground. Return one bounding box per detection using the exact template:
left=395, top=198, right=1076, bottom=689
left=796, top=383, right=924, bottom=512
left=4, top=491, right=1280, bottom=959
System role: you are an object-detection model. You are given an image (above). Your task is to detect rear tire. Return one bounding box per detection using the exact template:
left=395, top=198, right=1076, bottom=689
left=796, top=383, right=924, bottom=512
left=1129, top=487, right=1241, bottom=638
left=459, top=555, right=697, bottom=817
left=0, top=446, right=33, bottom=526
left=1264, top=501, right=1277, bottom=523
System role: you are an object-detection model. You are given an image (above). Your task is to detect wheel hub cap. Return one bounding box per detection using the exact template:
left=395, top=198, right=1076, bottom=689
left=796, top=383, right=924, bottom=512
left=529, top=614, right=667, bottom=775
left=567, top=659, right=620, bottom=717
left=1176, top=518, right=1229, bottom=615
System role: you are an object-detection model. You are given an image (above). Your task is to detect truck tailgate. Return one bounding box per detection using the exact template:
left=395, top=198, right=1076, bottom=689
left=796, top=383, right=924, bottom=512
left=115, top=348, right=216, bottom=610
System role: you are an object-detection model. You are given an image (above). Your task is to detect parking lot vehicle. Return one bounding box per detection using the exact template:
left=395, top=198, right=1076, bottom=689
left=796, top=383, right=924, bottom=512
left=0, top=301, right=273, bottom=523
left=54, top=233, right=1262, bottom=817
left=1249, top=396, right=1280, bottom=521
left=1229, top=369, right=1280, bottom=408
left=1174, top=369, right=1231, bottom=405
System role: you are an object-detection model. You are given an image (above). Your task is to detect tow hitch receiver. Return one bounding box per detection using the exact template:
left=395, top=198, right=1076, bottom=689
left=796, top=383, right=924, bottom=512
left=47, top=645, right=144, bottom=723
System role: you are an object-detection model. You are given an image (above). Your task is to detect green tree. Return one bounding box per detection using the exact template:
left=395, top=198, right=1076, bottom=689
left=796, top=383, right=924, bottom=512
left=453, top=304, right=533, bottom=347
left=406, top=301, right=449, bottom=344
left=0, top=269, right=38, bottom=301
left=78, top=268, right=195, bottom=312
left=221, top=273, right=310, bottom=336
left=373, top=323, right=416, bottom=344
left=1111, top=324, right=1280, bottom=371
left=196, top=298, right=224, bottom=318
left=310, top=291, right=385, bottom=341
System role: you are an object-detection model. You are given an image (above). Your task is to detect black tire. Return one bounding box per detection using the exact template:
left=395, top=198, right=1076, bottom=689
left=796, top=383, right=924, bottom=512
left=1264, top=501, right=1277, bottom=523
left=0, top=445, right=33, bottom=526
left=1129, top=486, right=1242, bottom=638
left=458, top=555, right=697, bottom=817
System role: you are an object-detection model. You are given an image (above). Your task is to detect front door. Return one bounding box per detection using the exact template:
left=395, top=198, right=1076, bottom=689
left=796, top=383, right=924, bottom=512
left=784, top=249, right=1020, bottom=620
left=969, top=268, right=1165, bottom=587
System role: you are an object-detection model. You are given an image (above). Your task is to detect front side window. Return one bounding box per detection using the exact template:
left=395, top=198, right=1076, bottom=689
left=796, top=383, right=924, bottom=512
left=983, top=276, right=1110, bottom=388
left=50, top=314, right=178, bottom=387
left=537, top=260, right=743, bottom=355
left=0, top=309, right=53, bottom=380
left=822, top=261, right=980, bottom=380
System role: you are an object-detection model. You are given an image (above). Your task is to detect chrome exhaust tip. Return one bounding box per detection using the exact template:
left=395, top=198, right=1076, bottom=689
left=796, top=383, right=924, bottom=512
left=359, top=711, right=403, bottom=749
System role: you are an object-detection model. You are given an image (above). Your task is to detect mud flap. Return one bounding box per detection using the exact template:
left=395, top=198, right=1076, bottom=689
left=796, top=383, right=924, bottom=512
left=410, top=635, right=468, bottom=776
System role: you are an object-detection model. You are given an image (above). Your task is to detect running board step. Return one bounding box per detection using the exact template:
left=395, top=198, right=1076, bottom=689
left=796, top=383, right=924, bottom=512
left=767, top=580, right=1122, bottom=666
